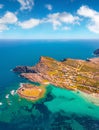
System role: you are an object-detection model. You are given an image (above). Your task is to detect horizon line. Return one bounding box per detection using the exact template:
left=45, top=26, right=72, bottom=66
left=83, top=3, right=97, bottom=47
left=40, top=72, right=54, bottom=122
left=0, top=38, right=99, bottom=40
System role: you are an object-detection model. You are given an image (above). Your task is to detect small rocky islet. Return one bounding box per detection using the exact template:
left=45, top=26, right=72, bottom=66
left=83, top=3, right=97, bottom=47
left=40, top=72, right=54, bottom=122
left=17, top=83, right=46, bottom=101
left=93, top=49, right=99, bottom=56
left=13, top=56, right=99, bottom=101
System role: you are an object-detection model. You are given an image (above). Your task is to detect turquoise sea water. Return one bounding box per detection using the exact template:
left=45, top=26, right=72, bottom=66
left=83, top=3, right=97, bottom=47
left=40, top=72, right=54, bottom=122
left=0, top=39, right=99, bottom=130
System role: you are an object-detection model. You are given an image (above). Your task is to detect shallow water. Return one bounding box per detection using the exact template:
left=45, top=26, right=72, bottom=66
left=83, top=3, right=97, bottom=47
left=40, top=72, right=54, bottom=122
left=0, top=40, right=99, bottom=130
left=0, top=85, right=99, bottom=130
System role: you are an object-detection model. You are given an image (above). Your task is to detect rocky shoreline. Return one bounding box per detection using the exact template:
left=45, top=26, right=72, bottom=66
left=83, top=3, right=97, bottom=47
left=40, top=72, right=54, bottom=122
left=17, top=83, right=45, bottom=101
left=13, top=56, right=99, bottom=95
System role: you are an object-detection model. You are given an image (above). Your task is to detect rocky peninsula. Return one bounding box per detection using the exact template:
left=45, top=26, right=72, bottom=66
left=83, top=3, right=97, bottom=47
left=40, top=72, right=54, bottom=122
left=13, top=56, right=99, bottom=99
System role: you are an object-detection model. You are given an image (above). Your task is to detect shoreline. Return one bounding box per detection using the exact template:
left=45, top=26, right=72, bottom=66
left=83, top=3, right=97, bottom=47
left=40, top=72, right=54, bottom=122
left=76, top=90, right=99, bottom=106
left=13, top=56, right=99, bottom=102
left=13, top=56, right=99, bottom=94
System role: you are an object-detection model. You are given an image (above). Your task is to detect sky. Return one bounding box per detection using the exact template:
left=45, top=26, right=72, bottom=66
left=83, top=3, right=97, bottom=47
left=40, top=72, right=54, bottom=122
left=0, top=0, right=99, bottom=39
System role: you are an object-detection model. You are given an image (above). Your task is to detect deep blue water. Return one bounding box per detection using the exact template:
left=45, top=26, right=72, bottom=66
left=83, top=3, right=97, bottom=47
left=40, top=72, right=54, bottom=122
left=0, top=39, right=99, bottom=130
left=0, top=40, right=98, bottom=87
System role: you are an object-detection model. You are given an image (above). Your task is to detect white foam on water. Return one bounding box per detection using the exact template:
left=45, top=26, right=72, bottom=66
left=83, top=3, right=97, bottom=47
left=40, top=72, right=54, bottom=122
left=5, top=94, right=9, bottom=99
left=20, top=83, right=24, bottom=88
left=10, top=90, right=16, bottom=95
left=0, top=102, right=3, bottom=106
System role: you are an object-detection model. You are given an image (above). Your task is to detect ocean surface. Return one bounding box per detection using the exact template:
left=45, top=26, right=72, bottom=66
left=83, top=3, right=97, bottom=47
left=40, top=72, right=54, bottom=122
left=0, top=39, right=99, bottom=130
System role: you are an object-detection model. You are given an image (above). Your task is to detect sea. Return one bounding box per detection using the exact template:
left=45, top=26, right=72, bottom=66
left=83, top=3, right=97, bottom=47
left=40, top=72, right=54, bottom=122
left=0, top=39, right=99, bottom=130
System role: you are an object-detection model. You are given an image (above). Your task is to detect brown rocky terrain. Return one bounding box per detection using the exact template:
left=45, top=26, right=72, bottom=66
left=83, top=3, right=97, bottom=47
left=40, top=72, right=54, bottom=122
left=13, top=56, right=99, bottom=94
left=17, top=83, right=45, bottom=101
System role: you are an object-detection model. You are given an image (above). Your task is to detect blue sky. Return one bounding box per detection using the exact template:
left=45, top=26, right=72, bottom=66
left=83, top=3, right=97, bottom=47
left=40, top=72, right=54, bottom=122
left=0, top=0, right=99, bottom=39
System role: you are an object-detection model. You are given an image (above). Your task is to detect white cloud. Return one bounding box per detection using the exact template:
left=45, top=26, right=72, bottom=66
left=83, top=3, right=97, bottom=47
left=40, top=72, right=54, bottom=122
left=18, top=19, right=40, bottom=29
left=62, top=26, right=71, bottom=31
left=77, top=5, right=97, bottom=18
left=0, top=24, right=8, bottom=32
left=0, top=11, right=18, bottom=31
left=0, top=4, right=3, bottom=9
left=59, top=12, right=79, bottom=24
left=88, top=23, right=99, bottom=33
left=77, top=5, right=99, bottom=33
left=0, top=12, right=18, bottom=24
left=45, top=4, right=52, bottom=11
left=44, top=12, right=79, bottom=30
left=17, top=0, right=34, bottom=11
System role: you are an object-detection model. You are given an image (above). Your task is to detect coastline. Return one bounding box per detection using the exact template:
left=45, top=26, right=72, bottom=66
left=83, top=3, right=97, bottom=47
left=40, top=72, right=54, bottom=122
left=76, top=90, right=99, bottom=106
left=13, top=56, right=99, bottom=96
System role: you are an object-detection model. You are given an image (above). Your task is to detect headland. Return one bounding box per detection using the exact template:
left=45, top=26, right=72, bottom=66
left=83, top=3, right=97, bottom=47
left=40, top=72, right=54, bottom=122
left=13, top=56, right=99, bottom=100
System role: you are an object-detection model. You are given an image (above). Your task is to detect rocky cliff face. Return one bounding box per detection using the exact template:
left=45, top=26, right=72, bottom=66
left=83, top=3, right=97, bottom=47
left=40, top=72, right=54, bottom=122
left=13, top=56, right=99, bottom=94
left=13, top=66, right=36, bottom=73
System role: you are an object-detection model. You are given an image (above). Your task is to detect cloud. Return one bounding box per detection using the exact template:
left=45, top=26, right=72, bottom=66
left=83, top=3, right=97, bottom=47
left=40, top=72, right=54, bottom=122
left=45, top=4, right=52, bottom=11
left=0, top=11, right=18, bottom=32
left=62, top=26, right=71, bottom=31
left=0, top=4, right=4, bottom=9
left=18, top=19, right=40, bottom=29
left=17, top=0, right=34, bottom=11
left=77, top=5, right=99, bottom=33
left=0, top=11, right=40, bottom=31
left=0, top=12, right=18, bottom=24
left=44, top=12, right=79, bottom=30
left=0, top=24, right=8, bottom=32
